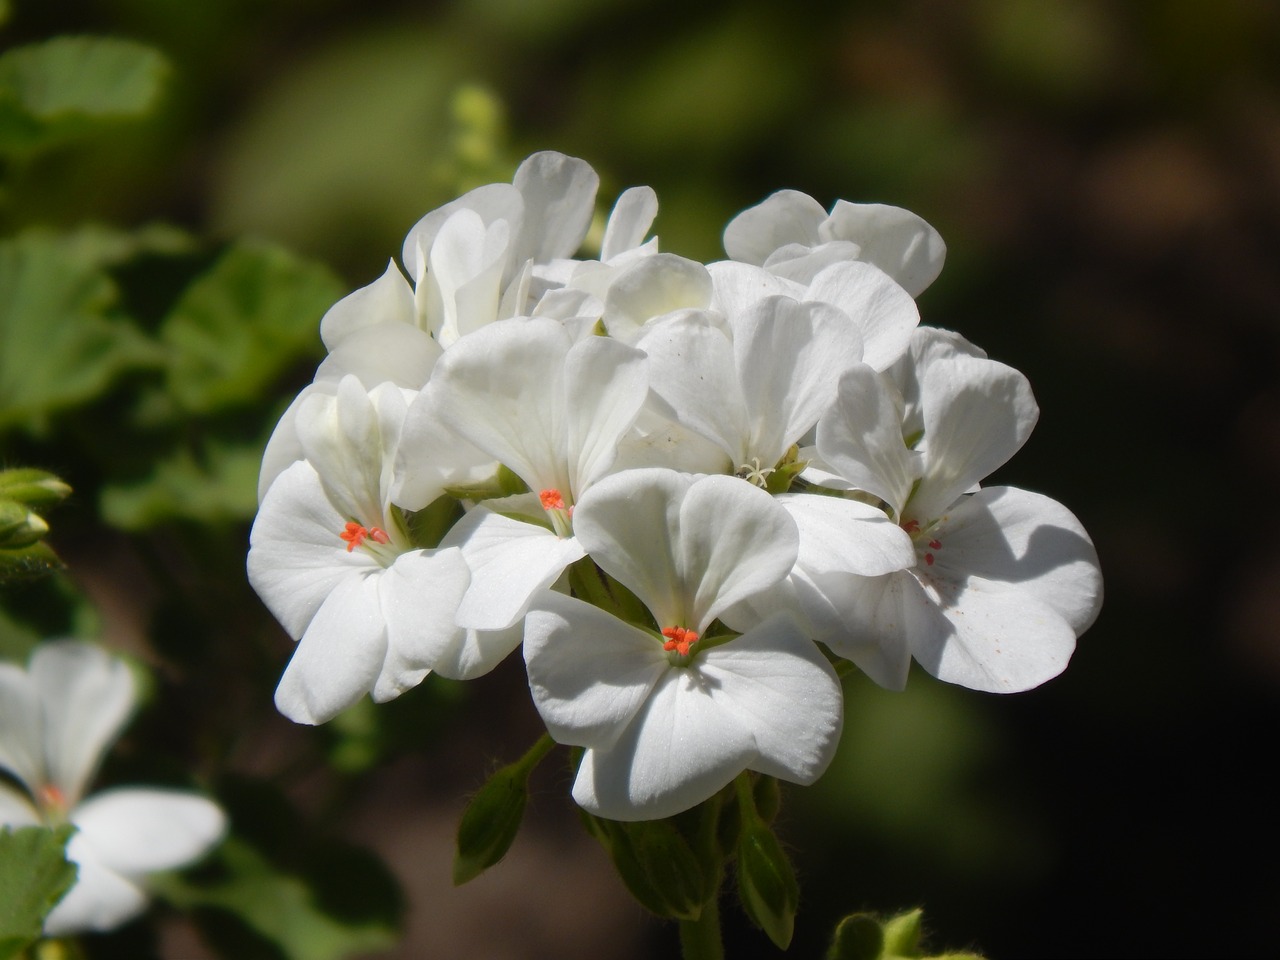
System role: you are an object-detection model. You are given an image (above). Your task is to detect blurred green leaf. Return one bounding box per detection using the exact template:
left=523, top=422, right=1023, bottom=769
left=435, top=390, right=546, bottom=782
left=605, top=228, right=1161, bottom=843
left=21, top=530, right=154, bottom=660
left=0, top=37, right=170, bottom=151
left=0, top=542, right=63, bottom=584
left=159, top=240, right=342, bottom=415
left=99, top=436, right=262, bottom=529
left=0, top=825, right=76, bottom=960
left=0, top=233, right=159, bottom=435
left=156, top=837, right=397, bottom=960
left=736, top=822, right=799, bottom=950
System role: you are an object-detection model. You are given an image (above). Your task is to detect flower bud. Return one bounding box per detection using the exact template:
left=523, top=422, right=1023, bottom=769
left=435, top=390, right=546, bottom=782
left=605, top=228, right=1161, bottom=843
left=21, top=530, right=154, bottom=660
left=736, top=821, right=799, bottom=949
left=453, top=763, right=529, bottom=885
left=0, top=468, right=72, bottom=510
left=0, top=500, right=49, bottom=549
left=584, top=814, right=707, bottom=921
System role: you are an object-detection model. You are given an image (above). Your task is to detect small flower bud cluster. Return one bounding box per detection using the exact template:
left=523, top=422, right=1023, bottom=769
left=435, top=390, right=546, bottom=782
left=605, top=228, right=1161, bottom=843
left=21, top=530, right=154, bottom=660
left=249, top=152, right=1102, bottom=820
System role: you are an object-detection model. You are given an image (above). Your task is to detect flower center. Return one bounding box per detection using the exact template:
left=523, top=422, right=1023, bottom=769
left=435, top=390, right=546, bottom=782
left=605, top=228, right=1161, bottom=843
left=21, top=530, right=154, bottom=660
left=736, top=457, right=775, bottom=488
left=661, top=625, right=699, bottom=657
left=340, top=521, right=390, bottom=552
left=539, top=488, right=574, bottom=538
left=37, top=783, right=68, bottom=822
left=901, top=519, right=943, bottom=567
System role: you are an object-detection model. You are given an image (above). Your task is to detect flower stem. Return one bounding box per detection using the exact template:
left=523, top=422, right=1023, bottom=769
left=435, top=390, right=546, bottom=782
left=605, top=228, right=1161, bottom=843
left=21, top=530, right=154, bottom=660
left=679, top=893, right=723, bottom=960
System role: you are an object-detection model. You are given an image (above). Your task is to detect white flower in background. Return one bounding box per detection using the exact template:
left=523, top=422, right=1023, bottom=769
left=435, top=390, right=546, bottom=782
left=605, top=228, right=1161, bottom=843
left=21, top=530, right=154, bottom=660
left=399, top=317, right=649, bottom=632
left=524, top=469, right=842, bottom=821
left=248, top=376, right=476, bottom=724
left=0, top=641, right=224, bottom=936
left=804, top=337, right=1103, bottom=691
left=722, top=188, right=946, bottom=297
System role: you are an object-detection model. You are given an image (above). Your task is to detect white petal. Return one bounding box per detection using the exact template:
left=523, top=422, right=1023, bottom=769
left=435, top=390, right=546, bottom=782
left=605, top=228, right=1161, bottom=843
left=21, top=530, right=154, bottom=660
left=723, top=189, right=826, bottom=265
left=910, top=568, right=1077, bottom=693
left=273, top=573, right=387, bottom=725
left=401, top=182, right=522, bottom=282
left=816, top=365, right=921, bottom=518
left=734, top=295, right=863, bottom=465
left=525, top=593, right=667, bottom=749
left=570, top=468, right=690, bottom=627
left=819, top=201, right=946, bottom=297
left=248, top=460, right=378, bottom=640
left=636, top=311, right=747, bottom=463
left=601, top=185, right=659, bottom=262
left=925, top=487, right=1102, bottom=635
left=319, top=259, right=416, bottom=350
left=697, top=616, right=842, bottom=783
left=73, top=787, right=225, bottom=875
left=564, top=335, right=649, bottom=495
left=777, top=492, right=915, bottom=577
left=0, top=663, right=42, bottom=793
left=44, top=834, right=147, bottom=936
left=315, top=323, right=441, bottom=392
left=805, top=260, right=920, bottom=370
left=677, top=475, right=799, bottom=630
left=909, top=356, right=1038, bottom=521
left=431, top=624, right=525, bottom=681
left=803, top=570, right=929, bottom=690
left=707, top=260, right=805, bottom=327
left=427, top=318, right=573, bottom=495
left=572, top=666, right=755, bottom=821
left=447, top=508, right=586, bottom=630
left=31, top=641, right=135, bottom=806
left=0, top=781, right=39, bottom=826
left=603, top=254, right=712, bottom=342
left=373, top=548, right=472, bottom=699
left=428, top=209, right=509, bottom=344
left=511, top=151, right=599, bottom=264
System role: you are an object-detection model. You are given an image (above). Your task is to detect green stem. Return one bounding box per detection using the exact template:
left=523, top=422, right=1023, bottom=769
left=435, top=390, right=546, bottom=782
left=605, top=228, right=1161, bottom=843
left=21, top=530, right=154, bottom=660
left=513, top=731, right=556, bottom=779
left=679, top=893, right=723, bottom=960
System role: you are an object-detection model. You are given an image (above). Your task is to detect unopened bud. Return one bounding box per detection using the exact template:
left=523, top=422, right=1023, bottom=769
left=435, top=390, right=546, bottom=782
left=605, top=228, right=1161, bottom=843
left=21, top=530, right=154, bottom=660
left=0, top=468, right=72, bottom=510
left=737, top=821, right=799, bottom=949
left=453, top=763, right=529, bottom=885
left=0, top=501, right=48, bottom=549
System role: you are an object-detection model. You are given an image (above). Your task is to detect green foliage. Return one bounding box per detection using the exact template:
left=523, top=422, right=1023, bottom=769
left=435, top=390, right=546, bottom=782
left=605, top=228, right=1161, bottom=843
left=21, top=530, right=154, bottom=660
left=580, top=811, right=709, bottom=921
left=156, top=838, right=398, bottom=960
left=0, top=825, right=76, bottom=960
left=0, top=37, right=170, bottom=152
left=0, top=232, right=159, bottom=436
left=158, top=240, right=342, bottom=416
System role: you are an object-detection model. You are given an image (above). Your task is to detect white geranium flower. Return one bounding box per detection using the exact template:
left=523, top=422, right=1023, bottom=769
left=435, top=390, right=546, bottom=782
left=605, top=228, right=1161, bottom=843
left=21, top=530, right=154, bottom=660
left=637, top=294, right=863, bottom=482
left=399, top=317, right=649, bottom=631
left=248, top=377, right=476, bottom=723
left=0, top=641, right=225, bottom=936
left=524, top=469, right=842, bottom=821
left=723, top=189, right=946, bottom=297
left=806, top=343, right=1102, bottom=691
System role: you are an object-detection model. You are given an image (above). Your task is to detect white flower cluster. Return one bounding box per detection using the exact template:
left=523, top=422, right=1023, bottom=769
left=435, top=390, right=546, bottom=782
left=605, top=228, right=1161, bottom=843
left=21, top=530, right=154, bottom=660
left=248, top=152, right=1102, bottom=822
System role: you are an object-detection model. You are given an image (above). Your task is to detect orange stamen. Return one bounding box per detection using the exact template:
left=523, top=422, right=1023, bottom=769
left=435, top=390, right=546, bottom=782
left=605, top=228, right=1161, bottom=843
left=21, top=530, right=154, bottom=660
left=902, top=519, right=920, bottom=533
left=339, top=522, right=390, bottom=552
left=38, top=783, right=67, bottom=813
left=662, top=626, right=700, bottom=657
left=540, top=488, right=566, bottom=511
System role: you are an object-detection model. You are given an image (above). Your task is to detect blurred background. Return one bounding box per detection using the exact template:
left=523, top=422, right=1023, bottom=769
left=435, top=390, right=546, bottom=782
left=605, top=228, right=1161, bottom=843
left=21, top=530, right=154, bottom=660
left=2, top=0, right=1278, bottom=957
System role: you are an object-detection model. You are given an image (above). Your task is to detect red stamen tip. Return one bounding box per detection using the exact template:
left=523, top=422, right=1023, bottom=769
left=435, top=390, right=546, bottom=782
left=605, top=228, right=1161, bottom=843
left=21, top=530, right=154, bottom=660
left=661, top=626, right=699, bottom=656
left=539, top=489, right=566, bottom=511
left=924, top=553, right=935, bottom=565
left=340, top=521, right=368, bottom=551
left=902, top=519, right=920, bottom=533
left=370, top=527, right=390, bottom=544
left=928, top=539, right=942, bottom=550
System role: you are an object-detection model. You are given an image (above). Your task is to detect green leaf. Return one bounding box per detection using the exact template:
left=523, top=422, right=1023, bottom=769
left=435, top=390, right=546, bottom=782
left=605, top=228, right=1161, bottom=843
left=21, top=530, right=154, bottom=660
left=0, top=469, right=71, bottom=511
left=155, top=838, right=397, bottom=960
left=0, top=542, right=63, bottom=584
left=882, top=908, right=924, bottom=957
left=0, top=233, right=159, bottom=435
left=736, top=822, right=799, bottom=950
left=99, top=436, right=263, bottom=530
left=0, top=37, right=170, bottom=151
left=159, top=241, right=342, bottom=415
left=0, top=825, right=77, bottom=959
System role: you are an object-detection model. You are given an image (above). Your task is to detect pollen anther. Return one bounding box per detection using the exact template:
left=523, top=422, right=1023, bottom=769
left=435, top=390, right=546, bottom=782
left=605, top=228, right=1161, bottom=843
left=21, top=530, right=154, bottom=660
left=540, top=488, right=566, bottom=511
left=662, top=626, right=700, bottom=657
left=339, top=522, right=389, bottom=552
